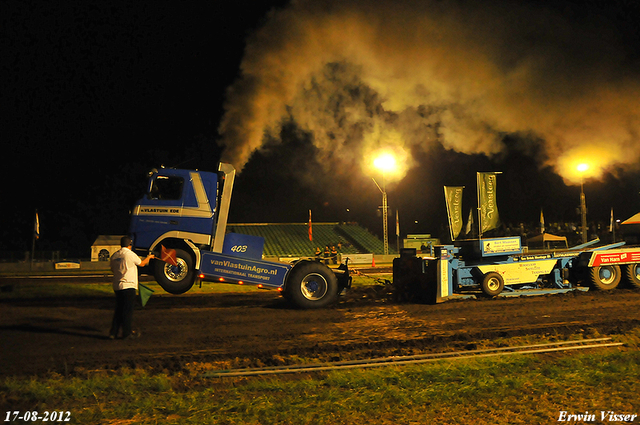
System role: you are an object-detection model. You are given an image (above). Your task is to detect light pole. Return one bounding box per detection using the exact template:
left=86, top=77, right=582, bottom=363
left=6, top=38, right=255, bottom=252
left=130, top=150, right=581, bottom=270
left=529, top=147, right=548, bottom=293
left=372, top=178, right=389, bottom=255
left=373, top=153, right=396, bottom=256
left=577, top=163, right=589, bottom=244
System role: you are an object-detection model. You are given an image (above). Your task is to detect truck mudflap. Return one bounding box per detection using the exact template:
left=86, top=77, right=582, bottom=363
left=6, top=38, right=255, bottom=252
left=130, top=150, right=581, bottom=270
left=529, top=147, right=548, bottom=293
left=333, top=260, right=352, bottom=291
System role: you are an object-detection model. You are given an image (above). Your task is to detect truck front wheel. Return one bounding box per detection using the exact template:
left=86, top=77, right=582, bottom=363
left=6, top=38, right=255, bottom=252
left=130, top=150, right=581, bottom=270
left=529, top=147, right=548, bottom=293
left=589, top=265, right=621, bottom=290
left=625, top=263, right=640, bottom=289
left=284, top=261, right=339, bottom=309
left=154, top=248, right=195, bottom=294
left=481, top=272, right=504, bottom=297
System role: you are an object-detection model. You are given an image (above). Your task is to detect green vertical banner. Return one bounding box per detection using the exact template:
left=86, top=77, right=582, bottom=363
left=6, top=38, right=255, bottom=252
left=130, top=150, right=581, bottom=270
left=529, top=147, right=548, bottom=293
left=465, top=208, right=474, bottom=235
left=444, top=186, right=464, bottom=241
left=477, top=172, right=501, bottom=234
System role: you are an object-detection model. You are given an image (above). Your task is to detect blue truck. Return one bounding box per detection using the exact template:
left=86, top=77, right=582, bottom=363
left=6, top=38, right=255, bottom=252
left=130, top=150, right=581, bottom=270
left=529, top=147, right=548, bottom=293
left=129, top=163, right=351, bottom=309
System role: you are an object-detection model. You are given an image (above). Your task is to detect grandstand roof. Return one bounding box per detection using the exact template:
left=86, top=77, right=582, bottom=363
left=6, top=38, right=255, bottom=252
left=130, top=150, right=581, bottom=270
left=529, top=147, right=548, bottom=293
left=226, top=223, right=394, bottom=257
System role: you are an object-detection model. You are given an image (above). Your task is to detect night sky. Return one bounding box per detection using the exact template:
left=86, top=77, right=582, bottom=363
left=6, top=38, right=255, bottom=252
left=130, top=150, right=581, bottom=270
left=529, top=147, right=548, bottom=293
left=3, top=0, right=640, bottom=258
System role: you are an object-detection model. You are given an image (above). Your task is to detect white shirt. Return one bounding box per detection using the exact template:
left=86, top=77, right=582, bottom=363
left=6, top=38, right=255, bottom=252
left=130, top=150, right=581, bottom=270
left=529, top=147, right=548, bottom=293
left=110, top=247, right=142, bottom=291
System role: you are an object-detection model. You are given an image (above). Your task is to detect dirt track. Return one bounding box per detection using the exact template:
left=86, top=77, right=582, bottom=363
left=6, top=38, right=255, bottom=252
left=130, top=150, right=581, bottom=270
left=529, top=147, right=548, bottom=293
left=1, top=281, right=640, bottom=378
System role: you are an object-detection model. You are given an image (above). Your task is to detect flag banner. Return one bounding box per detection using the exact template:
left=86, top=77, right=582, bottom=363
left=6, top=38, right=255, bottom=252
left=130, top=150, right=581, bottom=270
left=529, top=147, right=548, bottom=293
left=477, top=172, right=501, bottom=234
left=609, top=208, right=614, bottom=232
left=34, top=210, right=40, bottom=240
left=540, top=209, right=545, bottom=234
left=395, top=210, right=400, bottom=237
left=308, top=209, right=313, bottom=241
left=139, top=283, right=155, bottom=307
left=444, top=186, right=464, bottom=241
left=465, top=208, right=474, bottom=235
left=161, top=245, right=178, bottom=266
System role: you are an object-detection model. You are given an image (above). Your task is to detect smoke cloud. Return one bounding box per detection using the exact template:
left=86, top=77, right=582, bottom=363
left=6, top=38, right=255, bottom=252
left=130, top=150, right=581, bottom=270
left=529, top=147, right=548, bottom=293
left=218, top=0, right=640, bottom=185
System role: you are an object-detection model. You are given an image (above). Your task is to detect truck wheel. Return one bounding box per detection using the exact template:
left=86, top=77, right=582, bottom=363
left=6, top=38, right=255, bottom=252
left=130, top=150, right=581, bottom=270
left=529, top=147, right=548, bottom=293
left=284, top=261, right=339, bottom=309
left=625, top=263, right=640, bottom=289
left=481, top=272, right=504, bottom=297
left=589, top=265, right=621, bottom=290
left=154, top=248, right=195, bottom=294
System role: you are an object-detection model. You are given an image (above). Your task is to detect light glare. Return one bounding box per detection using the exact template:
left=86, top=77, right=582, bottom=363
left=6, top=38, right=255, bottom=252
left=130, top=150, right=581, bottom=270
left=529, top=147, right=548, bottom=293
left=373, top=153, right=397, bottom=172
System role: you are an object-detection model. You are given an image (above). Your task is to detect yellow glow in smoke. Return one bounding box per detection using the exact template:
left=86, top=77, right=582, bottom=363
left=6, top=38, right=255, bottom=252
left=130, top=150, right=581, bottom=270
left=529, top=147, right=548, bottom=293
left=373, top=153, right=397, bottom=172
left=555, top=145, right=617, bottom=185
left=562, top=158, right=597, bottom=184
left=576, top=163, right=589, bottom=173
left=364, top=145, right=410, bottom=184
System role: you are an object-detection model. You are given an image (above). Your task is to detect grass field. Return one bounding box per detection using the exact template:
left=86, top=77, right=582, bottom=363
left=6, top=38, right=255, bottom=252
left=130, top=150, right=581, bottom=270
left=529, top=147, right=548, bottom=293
left=2, top=335, right=639, bottom=424
left=2, top=278, right=639, bottom=424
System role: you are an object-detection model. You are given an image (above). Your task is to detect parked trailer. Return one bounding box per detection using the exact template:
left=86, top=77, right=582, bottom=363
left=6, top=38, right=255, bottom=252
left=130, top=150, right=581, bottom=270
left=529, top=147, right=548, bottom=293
left=128, top=163, right=351, bottom=309
left=393, top=236, right=640, bottom=303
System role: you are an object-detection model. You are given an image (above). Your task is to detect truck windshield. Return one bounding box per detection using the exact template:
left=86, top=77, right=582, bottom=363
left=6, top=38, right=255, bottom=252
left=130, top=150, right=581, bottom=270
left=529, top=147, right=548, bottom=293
left=148, top=176, right=184, bottom=200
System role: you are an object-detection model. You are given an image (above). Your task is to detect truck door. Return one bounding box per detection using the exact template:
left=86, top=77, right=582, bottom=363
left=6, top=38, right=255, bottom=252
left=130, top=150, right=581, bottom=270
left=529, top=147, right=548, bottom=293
left=179, top=172, right=216, bottom=238
left=131, top=173, right=186, bottom=250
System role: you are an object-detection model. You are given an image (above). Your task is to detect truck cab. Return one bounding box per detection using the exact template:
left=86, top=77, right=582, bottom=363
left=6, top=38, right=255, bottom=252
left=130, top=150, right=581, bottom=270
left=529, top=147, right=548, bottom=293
left=128, top=163, right=351, bottom=309
left=130, top=168, right=219, bottom=253
left=129, top=165, right=233, bottom=295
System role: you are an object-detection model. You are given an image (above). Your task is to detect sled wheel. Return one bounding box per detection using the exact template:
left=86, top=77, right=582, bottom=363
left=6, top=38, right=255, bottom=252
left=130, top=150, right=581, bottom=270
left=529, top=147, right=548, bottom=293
left=625, top=263, right=640, bottom=289
left=154, top=248, right=195, bottom=294
left=589, top=265, right=621, bottom=290
left=481, top=272, right=504, bottom=297
left=284, top=261, right=339, bottom=309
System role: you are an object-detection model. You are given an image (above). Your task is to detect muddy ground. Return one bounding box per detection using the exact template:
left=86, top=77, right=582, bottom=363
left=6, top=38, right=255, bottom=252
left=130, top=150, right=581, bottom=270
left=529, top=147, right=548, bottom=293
left=1, top=277, right=640, bottom=378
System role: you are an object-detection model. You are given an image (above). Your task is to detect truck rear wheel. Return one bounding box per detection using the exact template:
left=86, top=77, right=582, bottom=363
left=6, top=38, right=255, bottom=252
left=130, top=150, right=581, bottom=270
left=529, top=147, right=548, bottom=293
left=154, top=248, right=195, bottom=294
left=589, top=265, right=621, bottom=290
left=625, top=263, right=640, bottom=289
left=481, top=272, right=504, bottom=297
left=284, top=261, right=339, bottom=309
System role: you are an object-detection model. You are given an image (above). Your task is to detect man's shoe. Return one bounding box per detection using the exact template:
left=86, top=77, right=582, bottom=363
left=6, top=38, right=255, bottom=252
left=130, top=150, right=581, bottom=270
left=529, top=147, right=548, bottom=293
left=123, top=331, right=141, bottom=340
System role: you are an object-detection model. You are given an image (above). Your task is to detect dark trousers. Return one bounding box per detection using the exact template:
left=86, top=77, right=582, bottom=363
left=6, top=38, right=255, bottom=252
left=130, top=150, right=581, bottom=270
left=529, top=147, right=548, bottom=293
left=110, top=288, right=136, bottom=338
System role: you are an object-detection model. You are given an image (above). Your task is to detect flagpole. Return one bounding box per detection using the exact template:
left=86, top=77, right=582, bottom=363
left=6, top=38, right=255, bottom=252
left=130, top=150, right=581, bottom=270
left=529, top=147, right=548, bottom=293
left=31, top=209, right=38, bottom=271
left=31, top=232, right=35, bottom=271
left=396, top=209, right=400, bottom=252
left=610, top=208, right=615, bottom=243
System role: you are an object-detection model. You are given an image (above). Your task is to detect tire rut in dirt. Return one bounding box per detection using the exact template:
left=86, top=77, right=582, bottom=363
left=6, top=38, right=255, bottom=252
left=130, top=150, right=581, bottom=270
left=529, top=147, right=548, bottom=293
left=3, top=285, right=640, bottom=378
left=63, top=318, right=640, bottom=376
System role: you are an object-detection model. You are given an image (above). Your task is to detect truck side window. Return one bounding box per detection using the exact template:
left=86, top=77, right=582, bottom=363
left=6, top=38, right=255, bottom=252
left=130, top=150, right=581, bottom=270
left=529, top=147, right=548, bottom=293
left=148, top=176, right=184, bottom=200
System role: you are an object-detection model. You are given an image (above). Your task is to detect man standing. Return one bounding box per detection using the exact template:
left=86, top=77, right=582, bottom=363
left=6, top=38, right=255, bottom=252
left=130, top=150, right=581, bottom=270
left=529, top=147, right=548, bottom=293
left=109, top=236, right=154, bottom=339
